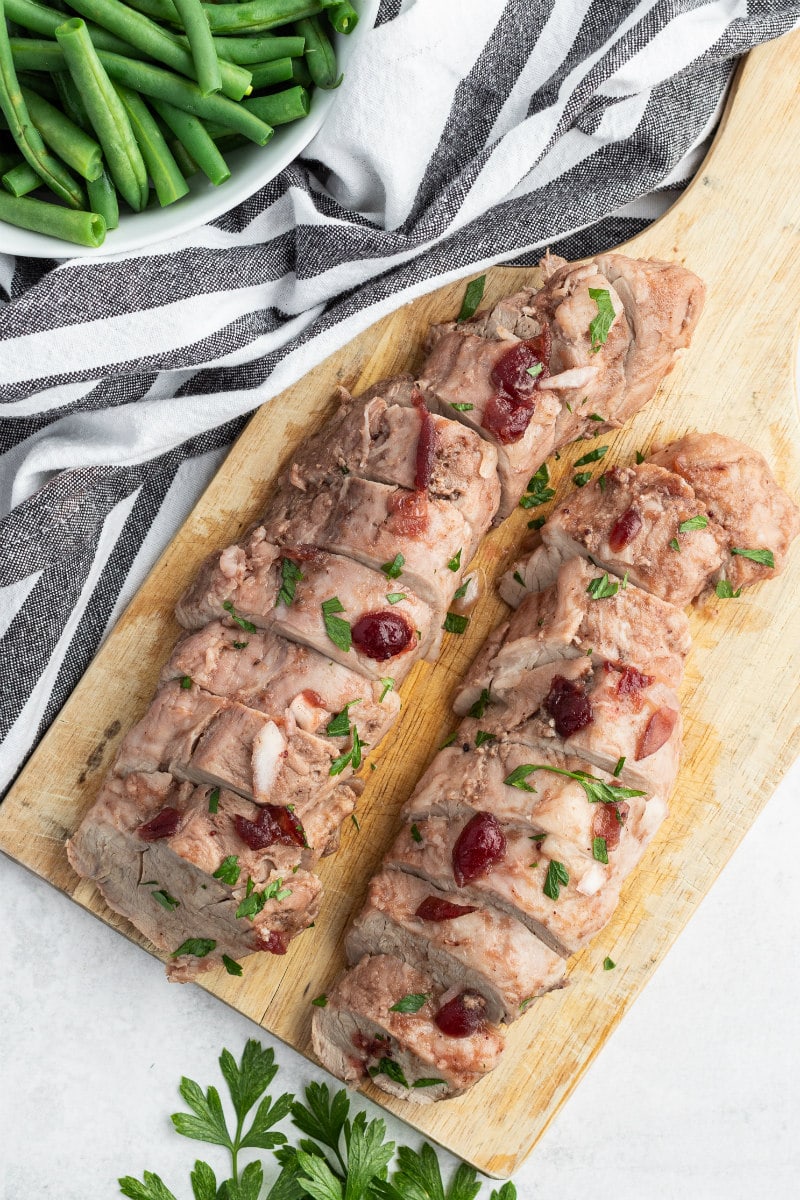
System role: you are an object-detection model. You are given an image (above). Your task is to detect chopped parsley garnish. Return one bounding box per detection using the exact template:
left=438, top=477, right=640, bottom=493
left=222, top=599, right=256, bottom=633
left=669, top=537, right=681, bottom=552
left=369, top=1058, right=409, bottom=1089
left=588, top=412, right=605, bottom=422
left=385, top=592, right=406, bottom=604
left=513, top=570, right=525, bottom=586
left=520, top=463, right=556, bottom=509
left=528, top=515, right=546, bottom=530
left=603, top=956, right=616, bottom=971
left=588, top=287, right=615, bottom=352
left=678, top=515, right=709, bottom=533
left=503, top=765, right=537, bottom=792
left=573, top=471, right=592, bottom=488
left=457, top=273, right=486, bottom=322
left=412, top=1077, right=444, bottom=1088
left=450, top=401, right=475, bottom=411
left=232, top=641, right=248, bottom=650
left=468, top=687, right=492, bottom=720
left=543, top=859, right=570, bottom=900
left=504, top=762, right=644, bottom=805
left=592, top=837, right=609, bottom=864
left=212, top=855, right=241, bottom=886
left=598, top=473, right=607, bottom=492
left=519, top=997, right=535, bottom=1012
left=321, top=596, right=351, bottom=652
left=326, top=700, right=361, bottom=738
left=311, top=994, right=328, bottom=1007
left=351, top=814, right=360, bottom=831
left=329, top=724, right=367, bottom=776
left=613, top=756, right=625, bottom=777
left=235, top=878, right=291, bottom=920
left=208, top=787, right=220, bottom=813
left=526, top=362, right=543, bottom=378
left=180, top=675, right=192, bottom=689
left=586, top=572, right=619, bottom=599
left=443, top=612, right=469, bottom=634
left=172, top=938, right=216, bottom=959
left=151, top=889, right=179, bottom=911
left=278, top=557, right=304, bottom=606
left=380, top=553, right=404, bottom=579
left=389, top=993, right=428, bottom=1014
left=475, top=730, right=496, bottom=748
left=439, top=730, right=457, bottom=749
left=732, top=547, right=775, bottom=568
left=410, top=823, right=422, bottom=843
left=379, top=677, right=394, bottom=702
left=222, top=955, right=242, bottom=977
left=574, top=445, right=609, bottom=467
left=447, top=548, right=462, bottom=571
left=715, top=579, right=742, bottom=599
left=453, top=577, right=471, bottom=600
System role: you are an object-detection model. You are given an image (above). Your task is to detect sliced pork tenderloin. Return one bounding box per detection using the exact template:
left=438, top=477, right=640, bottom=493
left=649, top=432, right=800, bottom=591
left=66, top=771, right=322, bottom=981
left=311, top=953, right=504, bottom=1101
left=176, top=537, right=434, bottom=676
left=345, top=869, right=566, bottom=1024
left=499, top=462, right=727, bottom=608
left=460, top=557, right=689, bottom=712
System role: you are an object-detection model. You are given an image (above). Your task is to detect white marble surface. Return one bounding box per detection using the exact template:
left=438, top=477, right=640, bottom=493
left=1, top=757, right=798, bottom=1199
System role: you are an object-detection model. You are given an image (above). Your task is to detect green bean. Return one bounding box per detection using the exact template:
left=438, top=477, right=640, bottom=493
left=211, top=34, right=304, bottom=64
left=171, top=0, right=219, bottom=96
left=5, top=0, right=133, bottom=54
left=0, top=186, right=105, bottom=245
left=0, top=147, right=21, bottom=173
left=167, top=135, right=196, bottom=177
left=248, top=55, right=293, bottom=90
left=114, top=82, right=188, bottom=204
left=290, top=54, right=311, bottom=87
left=11, top=41, right=274, bottom=145
left=55, top=19, right=149, bottom=211
left=3, top=159, right=40, bottom=196
left=151, top=95, right=229, bottom=184
left=296, top=15, right=339, bottom=89
left=0, top=0, right=85, bottom=207
left=202, top=0, right=323, bottom=36
left=325, top=1, right=357, bottom=35
left=52, top=67, right=90, bottom=128
left=22, top=85, right=103, bottom=180
left=124, top=0, right=177, bottom=22
left=87, top=166, right=118, bottom=227
left=65, top=0, right=252, bottom=101
left=243, top=83, right=308, bottom=126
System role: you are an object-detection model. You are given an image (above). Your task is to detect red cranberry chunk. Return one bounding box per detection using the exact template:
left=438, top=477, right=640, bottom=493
left=593, top=800, right=630, bottom=851
left=434, top=991, right=487, bottom=1038
left=352, top=610, right=414, bottom=661
left=544, top=674, right=594, bottom=738
left=637, top=706, right=679, bottom=760
left=138, top=807, right=181, bottom=841
left=489, top=333, right=551, bottom=402
left=482, top=391, right=536, bottom=445
left=235, top=804, right=306, bottom=850
left=452, top=811, right=506, bottom=886
left=615, top=665, right=654, bottom=696
left=608, top=506, right=643, bottom=553
left=259, top=930, right=289, bottom=954
left=415, top=896, right=479, bottom=921
left=412, top=389, right=437, bottom=491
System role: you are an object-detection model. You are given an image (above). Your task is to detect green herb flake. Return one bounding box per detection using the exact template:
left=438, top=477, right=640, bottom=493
left=519, top=997, right=535, bottom=1013
left=586, top=572, right=619, bottom=599
left=278, top=557, right=304, bottom=606
left=235, top=878, right=292, bottom=921
left=598, top=473, right=607, bottom=493
left=447, top=548, right=462, bottom=572
left=516, top=762, right=644, bottom=806
left=439, top=730, right=458, bottom=750
left=450, top=401, right=475, bottom=412
left=389, top=992, right=428, bottom=1014
left=513, top=570, right=525, bottom=586
left=329, top=725, right=367, bottom=776
left=520, top=462, right=556, bottom=510
left=467, top=688, right=492, bottom=720
left=528, top=516, right=546, bottom=530
left=475, top=730, right=496, bottom=748
left=613, top=756, right=626, bottom=777
left=222, top=599, right=256, bottom=633
left=212, top=855, right=241, bottom=886
left=232, top=641, right=248, bottom=650
left=351, top=814, right=360, bottom=831
left=379, top=677, right=394, bottom=702
left=543, top=859, right=570, bottom=901
left=385, top=592, right=406, bottom=604
left=732, top=547, right=775, bottom=568
left=410, top=823, right=422, bottom=844
left=574, top=445, right=609, bottom=467
left=311, top=994, right=328, bottom=1007
left=503, top=765, right=537, bottom=792
left=321, top=596, right=352, bottom=653
left=208, top=787, right=220, bottom=814
left=443, top=612, right=469, bottom=634
left=172, top=938, right=216, bottom=959
left=151, top=889, right=179, bottom=911
left=412, top=1077, right=444, bottom=1088
left=603, top=956, right=616, bottom=971
left=635, top=450, right=646, bottom=464
left=588, top=412, right=605, bottom=422
left=325, top=700, right=361, bottom=739
left=565, top=401, right=572, bottom=413
left=526, top=362, right=543, bottom=379
left=573, top=471, right=592, bottom=488
left=715, top=580, right=743, bottom=599
left=592, top=836, right=609, bottom=864
left=180, top=675, right=192, bottom=690
left=369, top=1057, right=410, bottom=1088
left=669, top=537, right=681, bottom=552
left=678, top=515, right=709, bottom=533
left=222, top=955, right=242, bottom=977
left=380, top=553, right=404, bottom=580
left=588, top=287, right=615, bottom=352
left=457, top=273, right=486, bottom=322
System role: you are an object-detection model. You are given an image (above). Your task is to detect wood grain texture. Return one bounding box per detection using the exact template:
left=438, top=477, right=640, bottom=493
left=2, top=30, right=800, bottom=1178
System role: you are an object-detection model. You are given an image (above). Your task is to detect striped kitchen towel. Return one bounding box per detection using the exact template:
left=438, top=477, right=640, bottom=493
left=0, top=0, right=797, bottom=792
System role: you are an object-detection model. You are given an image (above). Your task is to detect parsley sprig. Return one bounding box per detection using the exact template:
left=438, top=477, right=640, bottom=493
left=503, top=763, right=644, bottom=805
left=519, top=463, right=556, bottom=510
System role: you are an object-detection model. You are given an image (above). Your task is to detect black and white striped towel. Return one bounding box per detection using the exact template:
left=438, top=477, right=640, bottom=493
left=1, top=0, right=797, bottom=794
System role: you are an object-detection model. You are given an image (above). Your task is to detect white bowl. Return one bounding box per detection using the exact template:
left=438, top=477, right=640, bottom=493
left=1, top=0, right=379, bottom=259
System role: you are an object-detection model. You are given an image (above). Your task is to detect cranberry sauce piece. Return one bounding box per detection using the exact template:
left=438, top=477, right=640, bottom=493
left=593, top=800, right=630, bottom=852
left=412, top=389, right=437, bottom=492
left=415, top=896, right=479, bottom=921
left=138, top=807, right=181, bottom=841
left=352, top=610, right=414, bottom=661
left=259, top=930, right=289, bottom=954
left=615, top=664, right=654, bottom=696
left=235, top=804, right=306, bottom=850
left=608, top=506, right=643, bottom=553
left=434, top=991, right=487, bottom=1038
left=452, top=811, right=507, bottom=887
left=388, top=488, right=429, bottom=536
left=482, top=328, right=551, bottom=445
left=544, top=674, right=594, bottom=738
left=637, top=706, right=679, bottom=760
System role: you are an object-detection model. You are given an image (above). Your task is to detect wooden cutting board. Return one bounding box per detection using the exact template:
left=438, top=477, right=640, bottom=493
left=2, top=29, right=799, bottom=1178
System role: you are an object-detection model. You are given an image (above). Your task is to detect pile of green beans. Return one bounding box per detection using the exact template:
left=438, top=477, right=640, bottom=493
left=0, top=0, right=356, bottom=247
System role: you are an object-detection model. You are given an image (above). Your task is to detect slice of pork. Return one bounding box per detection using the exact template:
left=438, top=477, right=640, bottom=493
left=499, top=462, right=728, bottom=608
left=311, top=953, right=504, bottom=1101
left=649, top=432, right=800, bottom=591
left=66, top=771, right=322, bottom=981
left=385, top=816, right=620, bottom=958
left=176, top=537, right=434, bottom=675
left=460, top=557, right=689, bottom=711
left=345, top=869, right=566, bottom=1025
